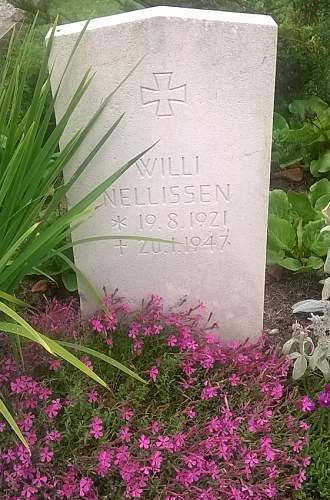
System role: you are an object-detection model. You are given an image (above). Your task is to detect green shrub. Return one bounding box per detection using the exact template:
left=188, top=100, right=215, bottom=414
left=267, top=180, right=330, bottom=271
left=273, top=96, right=330, bottom=176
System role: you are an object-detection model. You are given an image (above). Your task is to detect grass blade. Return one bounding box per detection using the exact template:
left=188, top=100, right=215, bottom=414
left=59, top=341, right=147, bottom=384
left=0, top=397, right=29, bottom=450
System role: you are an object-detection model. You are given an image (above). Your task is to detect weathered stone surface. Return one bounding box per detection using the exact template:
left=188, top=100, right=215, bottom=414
left=49, top=6, right=277, bottom=341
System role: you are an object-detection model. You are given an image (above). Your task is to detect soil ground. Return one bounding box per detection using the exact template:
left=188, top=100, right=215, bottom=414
left=263, top=268, right=322, bottom=340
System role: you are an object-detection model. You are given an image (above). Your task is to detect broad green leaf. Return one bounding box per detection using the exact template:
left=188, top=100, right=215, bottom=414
left=314, top=194, right=330, bottom=212
left=268, top=190, right=291, bottom=218
left=310, top=179, right=330, bottom=206
left=311, top=151, right=330, bottom=176
left=273, top=112, right=289, bottom=131
left=322, top=201, right=330, bottom=225
left=0, top=397, right=29, bottom=450
left=266, top=248, right=285, bottom=265
left=59, top=341, right=147, bottom=384
left=305, top=255, right=324, bottom=270
left=289, top=96, right=328, bottom=120
left=286, top=125, right=319, bottom=146
left=267, top=214, right=296, bottom=253
left=309, top=226, right=330, bottom=257
left=61, top=268, right=77, bottom=292
left=287, top=191, right=317, bottom=222
left=303, top=220, right=325, bottom=253
left=278, top=257, right=303, bottom=271
left=292, top=355, right=308, bottom=380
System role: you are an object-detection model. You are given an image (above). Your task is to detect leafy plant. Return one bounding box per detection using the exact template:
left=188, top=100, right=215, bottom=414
left=0, top=21, right=150, bottom=447
left=282, top=314, right=330, bottom=381
left=272, top=96, right=330, bottom=176
left=267, top=179, right=330, bottom=271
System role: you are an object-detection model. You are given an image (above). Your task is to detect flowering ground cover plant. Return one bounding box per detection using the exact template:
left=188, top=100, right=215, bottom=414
left=0, top=295, right=310, bottom=499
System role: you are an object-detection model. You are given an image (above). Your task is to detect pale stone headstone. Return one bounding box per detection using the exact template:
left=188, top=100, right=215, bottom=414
left=49, top=6, right=277, bottom=341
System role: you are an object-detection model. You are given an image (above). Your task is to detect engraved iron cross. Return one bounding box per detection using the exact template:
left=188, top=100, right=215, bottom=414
left=140, top=72, right=187, bottom=117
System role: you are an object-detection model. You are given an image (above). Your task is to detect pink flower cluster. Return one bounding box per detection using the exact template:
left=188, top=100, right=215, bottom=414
left=0, top=294, right=310, bottom=499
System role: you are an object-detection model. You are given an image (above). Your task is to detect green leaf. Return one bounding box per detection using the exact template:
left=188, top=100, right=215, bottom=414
left=0, top=397, right=29, bottom=450
left=278, top=257, right=303, bottom=271
left=61, top=268, right=77, bottom=292
left=292, top=355, right=308, bottom=380
left=267, top=214, right=297, bottom=253
left=268, top=190, right=291, bottom=218
left=286, top=125, right=319, bottom=146
left=273, top=112, right=289, bottom=131
left=266, top=248, right=285, bottom=265
left=0, top=322, right=109, bottom=390
left=311, top=151, right=330, bottom=176
left=0, top=290, right=27, bottom=308
left=287, top=191, right=318, bottom=222
left=59, top=341, right=147, bottom=385
left=314, top=194, right=330, bottom=212
left=303, top=220, right=325, bottom=253
left=310, top=179, right=330, bottom=206
left=289, top=96, right=328, bottom=120
left=305, top=255, right=324, bottom=270
left=0, top=300, right=54, bottom=355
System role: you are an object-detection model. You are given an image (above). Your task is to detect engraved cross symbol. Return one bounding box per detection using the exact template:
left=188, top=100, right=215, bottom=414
left=140, top=72, right=187, bottom=117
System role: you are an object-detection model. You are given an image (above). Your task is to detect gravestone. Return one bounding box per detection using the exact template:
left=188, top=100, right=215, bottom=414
left=48, top=6, right=277, bottom=341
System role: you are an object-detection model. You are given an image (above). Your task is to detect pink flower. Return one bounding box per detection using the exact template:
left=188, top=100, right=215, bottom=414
left=156, top=435, right=173, bottom=451
left=48, top=359, right=61, bottom=371
left=150, top=450, right=162, bottom=472
left=119, top=425, right=132, bottom=442
left=87, top=388, right=98, bottom=404
left=81, top=356, right=93, bottom=370
left=96, top=449, right=112, bottom=476
left=167, top=335, right=177, bottom=347
left=89, top=416, right=103, bottom=439
left=271, top=383, right=283, bottom=400
left=79, top=477, right=93, bottom=497
left=201, top=385, right=218, bottom=400
left=244, top=452, right=259, bottom=469
left=299, top=421, right=310, bottom=430
left=0, top=422, right=5, bottom=432
left=139, top=434, right=150, bottom=449
left=151, top=420, right=161, bottom=434
left=45, top=429, right=61, bottom=444
left=45, top=398, right=62, bottom=419
left=120, top=407, right=134, bottom=421
left=185, top=406, right=196, bottom=419
left=228, top=373, right=240, bottom=386
left=40, top=447, right=53, bottom=463
left=91, top=317, right=103, bottom=332
left=149, top=366, right=159, bottom=381
left=21, top=485, right=37, bottom=498
left=299, top=396, right=315, bottom=413
left=265, top=484, right=277, bottom=498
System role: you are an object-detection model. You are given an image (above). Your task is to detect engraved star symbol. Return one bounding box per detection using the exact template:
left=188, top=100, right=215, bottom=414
left=111, top=215, right=127, bottom=230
